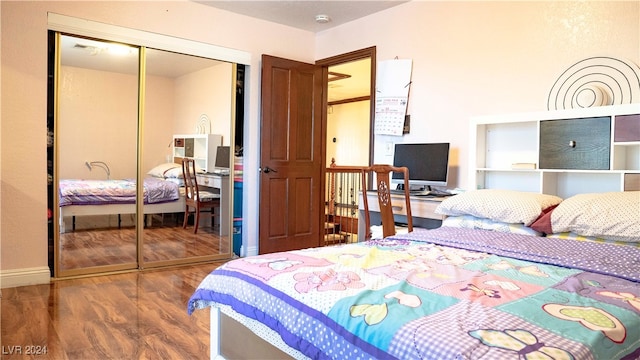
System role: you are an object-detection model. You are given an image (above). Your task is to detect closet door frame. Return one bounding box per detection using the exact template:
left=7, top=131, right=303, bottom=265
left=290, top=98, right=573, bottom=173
left=49, top=14, right=251, bottom=277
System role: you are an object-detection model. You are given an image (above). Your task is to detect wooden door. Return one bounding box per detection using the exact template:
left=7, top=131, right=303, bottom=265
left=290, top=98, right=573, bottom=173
left=259, top=55, right=324, bottom=254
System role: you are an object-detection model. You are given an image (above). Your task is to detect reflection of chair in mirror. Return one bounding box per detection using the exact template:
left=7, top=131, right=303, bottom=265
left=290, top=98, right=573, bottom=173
left=182, top=158, right=221, bottom=234
left=364, top=164, right=413, bottom=239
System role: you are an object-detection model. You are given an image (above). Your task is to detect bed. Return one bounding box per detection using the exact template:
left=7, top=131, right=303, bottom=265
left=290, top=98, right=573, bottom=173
left=59, top=163, right=187, bottom=231
left=188, top=189, right=640, bottom=360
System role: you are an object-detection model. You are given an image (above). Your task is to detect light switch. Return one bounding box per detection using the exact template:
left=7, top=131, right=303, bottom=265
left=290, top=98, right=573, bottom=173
left=385, top=142, right=394, bottom=155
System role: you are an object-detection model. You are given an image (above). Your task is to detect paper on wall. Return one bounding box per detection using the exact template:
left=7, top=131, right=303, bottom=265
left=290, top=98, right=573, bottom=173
left=375, top=59, right=413, bottom=136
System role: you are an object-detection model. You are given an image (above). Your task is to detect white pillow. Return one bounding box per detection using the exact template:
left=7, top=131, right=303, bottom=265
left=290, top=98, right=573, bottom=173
left=550, top=192, right=640, bottom=242
left=147, top=163, right=180, bottom=178
left=164, top=166, right=184, bottom=179
left=436, top=189, right=563, bottom=226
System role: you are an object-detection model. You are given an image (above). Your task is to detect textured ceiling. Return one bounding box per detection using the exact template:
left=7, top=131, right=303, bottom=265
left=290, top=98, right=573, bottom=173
left=60, top=35, right=222, bottom=78
left=61, top=2, right=390, bottom=100
left=195, top=1, right=408, bottom=32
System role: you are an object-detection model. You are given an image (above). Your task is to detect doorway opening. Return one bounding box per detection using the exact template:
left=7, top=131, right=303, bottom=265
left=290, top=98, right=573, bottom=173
left=317, top=46, right=375, bottom=169
left=317, top=47, right=376, bottom=246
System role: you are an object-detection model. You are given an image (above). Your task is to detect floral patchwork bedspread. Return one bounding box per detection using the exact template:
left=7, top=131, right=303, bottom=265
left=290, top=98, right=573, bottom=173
left=188, top=227, right=640, bottom=360
left=59, top=177, right=179, bottom=206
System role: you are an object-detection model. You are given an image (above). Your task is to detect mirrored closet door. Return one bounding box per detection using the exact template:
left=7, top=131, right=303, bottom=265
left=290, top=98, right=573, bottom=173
left=53, top=33, right=234, bottom=277
left=55, top=34, right=140, bottom=276
left=140, top=48, right=234, bottom=267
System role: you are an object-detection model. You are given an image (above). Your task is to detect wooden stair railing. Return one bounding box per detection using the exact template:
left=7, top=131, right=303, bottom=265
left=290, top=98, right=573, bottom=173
left=324, top=159, right=369, bottom=244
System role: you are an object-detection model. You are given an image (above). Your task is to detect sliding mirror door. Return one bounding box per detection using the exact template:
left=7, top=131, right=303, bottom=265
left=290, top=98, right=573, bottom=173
left=140, top=49, right=234, bottom=267
left=56, top=34, right=140, bottom=276
left=53, top=33, right=235, bottom=277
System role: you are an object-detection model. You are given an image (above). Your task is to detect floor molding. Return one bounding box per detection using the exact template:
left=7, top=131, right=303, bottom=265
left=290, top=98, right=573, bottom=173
left=1, top=267, right=50, bottom=288
left=244, top=245, right=258, bottom=257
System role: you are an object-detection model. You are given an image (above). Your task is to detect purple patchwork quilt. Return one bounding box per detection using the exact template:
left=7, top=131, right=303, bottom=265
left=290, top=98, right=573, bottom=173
left=188, top=227, right=640, bottom=359
left=59, top=177, right=180, bottom=206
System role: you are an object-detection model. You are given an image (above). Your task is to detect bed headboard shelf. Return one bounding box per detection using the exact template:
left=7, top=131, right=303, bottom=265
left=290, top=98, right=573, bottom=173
left=172, top=134, right=223, bottom=173
left=470, top=103, right=640, bottom=198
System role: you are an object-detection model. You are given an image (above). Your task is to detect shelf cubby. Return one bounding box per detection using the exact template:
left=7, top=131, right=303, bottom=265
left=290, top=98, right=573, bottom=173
left=471, top=104, right=640, bottom=198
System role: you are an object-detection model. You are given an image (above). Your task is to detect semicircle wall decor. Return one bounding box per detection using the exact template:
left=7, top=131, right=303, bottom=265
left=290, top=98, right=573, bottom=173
left=547, top=56, right=640, bottom=110
left=195, top=113, right=211, bottom=134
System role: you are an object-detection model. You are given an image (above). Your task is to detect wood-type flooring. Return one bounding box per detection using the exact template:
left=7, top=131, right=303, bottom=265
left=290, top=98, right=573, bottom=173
left=59, top=214, right=229, bottom=271
left=1, top=262, right=226, bottom=359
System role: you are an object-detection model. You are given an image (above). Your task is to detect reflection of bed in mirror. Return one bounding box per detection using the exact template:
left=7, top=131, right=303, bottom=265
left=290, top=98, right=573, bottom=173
left=59, top=176, right=185, bottom=232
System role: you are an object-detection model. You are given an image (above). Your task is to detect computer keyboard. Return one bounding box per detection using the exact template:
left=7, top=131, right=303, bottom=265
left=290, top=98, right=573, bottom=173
left=389, top=189, right=453, bottom=197
left=414, top=190, right=453, bottom=197
left=210, top=168, right=230, bottom=175
left=389, top=189, right=408, bottom=195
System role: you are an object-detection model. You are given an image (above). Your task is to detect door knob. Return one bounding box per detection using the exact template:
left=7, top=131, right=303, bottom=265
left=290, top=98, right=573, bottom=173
left=261, top=166, right=278, bottom=173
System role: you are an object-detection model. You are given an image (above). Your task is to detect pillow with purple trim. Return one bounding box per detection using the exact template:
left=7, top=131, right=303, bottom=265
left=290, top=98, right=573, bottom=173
left=442, top=215, right=543, bottom=236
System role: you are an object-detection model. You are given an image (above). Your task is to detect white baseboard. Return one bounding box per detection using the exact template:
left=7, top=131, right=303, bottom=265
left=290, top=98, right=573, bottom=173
left=243, top=245, right=258, bottom=257
left=1, top=267, right=51, bottom=288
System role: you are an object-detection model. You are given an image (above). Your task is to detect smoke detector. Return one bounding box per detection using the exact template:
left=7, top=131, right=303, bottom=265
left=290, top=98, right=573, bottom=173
left=315, top=14, right=330, bottom=23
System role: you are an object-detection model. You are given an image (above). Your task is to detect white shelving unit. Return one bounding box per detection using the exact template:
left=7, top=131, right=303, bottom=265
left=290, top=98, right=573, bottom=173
left=172, top=134, right=223, bottom=172
left=470, top=104, right=640, bottom=198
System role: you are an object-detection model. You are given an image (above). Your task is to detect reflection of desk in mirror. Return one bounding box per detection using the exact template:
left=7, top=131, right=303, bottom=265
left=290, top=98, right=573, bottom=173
left=196, top=173, right=231, bottom=236
left=358, top=191, right=446, bottom=239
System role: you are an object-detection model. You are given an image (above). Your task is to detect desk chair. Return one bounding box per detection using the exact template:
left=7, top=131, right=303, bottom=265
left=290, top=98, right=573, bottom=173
left=182, top=158, right=221, bottom=234
left=364, top=164, right=413, bottom=239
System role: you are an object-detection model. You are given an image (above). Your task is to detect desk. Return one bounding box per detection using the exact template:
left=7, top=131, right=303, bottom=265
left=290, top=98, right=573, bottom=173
left=196, top=173, right=231, bottom=236
left=358, top=191, right=447, bottom=239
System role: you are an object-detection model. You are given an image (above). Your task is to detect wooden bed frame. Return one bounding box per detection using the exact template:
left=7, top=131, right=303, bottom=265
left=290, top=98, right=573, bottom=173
left=211, top=308, right=297, bottom=360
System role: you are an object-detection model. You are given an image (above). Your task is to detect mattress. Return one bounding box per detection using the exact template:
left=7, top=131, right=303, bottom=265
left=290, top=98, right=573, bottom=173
left=59, top=177, right=180, bottom=206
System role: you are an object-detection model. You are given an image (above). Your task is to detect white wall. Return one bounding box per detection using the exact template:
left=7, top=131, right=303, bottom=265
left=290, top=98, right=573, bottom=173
left=58, top=65, right=140, bottom=179
left=316, top=1, right=640, bottom=189
left=326, top=101, right=371, bottom=167
left=144, top=74, right=177, bottom=170
left=172, top=62, right=233, bottom=142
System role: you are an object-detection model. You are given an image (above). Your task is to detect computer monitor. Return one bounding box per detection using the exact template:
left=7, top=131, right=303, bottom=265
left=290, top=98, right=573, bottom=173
left=391, top=143, right=450, bottom=192
left=214, top=146, right=230, bottom=169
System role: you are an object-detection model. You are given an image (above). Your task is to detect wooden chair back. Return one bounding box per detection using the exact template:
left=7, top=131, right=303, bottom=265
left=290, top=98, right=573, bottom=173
left=366, top=164, right=413, bottom=239
left=182, top=158, right=200, bottom=202
left=181, top=158, right=220, bottom=233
